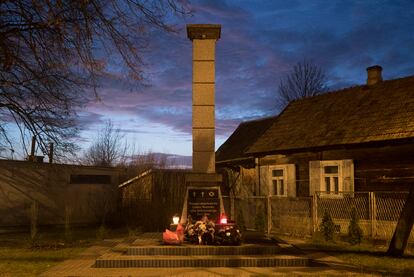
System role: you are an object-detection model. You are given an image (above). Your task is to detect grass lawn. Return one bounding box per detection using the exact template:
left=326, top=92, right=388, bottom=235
left=336, top=252, right=414, bottom=275
left=0, top=247, right=84, bottom=277
left=0, top=226, right=128, bottom=277
left=297, top=233, right=414, bottom=275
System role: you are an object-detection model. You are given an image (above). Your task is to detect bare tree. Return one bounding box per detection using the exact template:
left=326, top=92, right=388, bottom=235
left=83, top=120, right=127, bottom=166
left=117, top=151, right=173, bottom=182
left=131, top=152, right=169, bottom=171
left=277, top=60, right=327, bottom=109
left=0, top=0, right=188, bottom=160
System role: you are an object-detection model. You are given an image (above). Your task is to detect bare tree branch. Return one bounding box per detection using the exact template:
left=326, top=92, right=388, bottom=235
left=0, top=0, right=189, bottom=161
left=277, top=59, right=327, bottom=109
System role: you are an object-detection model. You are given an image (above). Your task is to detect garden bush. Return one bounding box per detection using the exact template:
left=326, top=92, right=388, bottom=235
left=320, top=209, right=335, bottom=241
left=348, top=206, right=363, bottom=245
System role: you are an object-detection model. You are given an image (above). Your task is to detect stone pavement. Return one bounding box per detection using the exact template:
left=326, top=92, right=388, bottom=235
left=40, top=233, right=381, bottom=277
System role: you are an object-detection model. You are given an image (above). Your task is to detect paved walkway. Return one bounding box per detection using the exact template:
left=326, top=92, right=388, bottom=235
left=40, top=233, right=381, bottom=277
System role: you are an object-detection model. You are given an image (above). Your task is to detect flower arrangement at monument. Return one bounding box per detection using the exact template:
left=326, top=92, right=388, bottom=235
left=185, top=215, right=216, bottom=245
left=184, top=214, right=242, bottom=245
left=215, top=224, right=242, bottom=245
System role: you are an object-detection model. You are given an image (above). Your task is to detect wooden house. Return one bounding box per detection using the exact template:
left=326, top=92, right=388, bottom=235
left=216, top=66, right=414, bottom=197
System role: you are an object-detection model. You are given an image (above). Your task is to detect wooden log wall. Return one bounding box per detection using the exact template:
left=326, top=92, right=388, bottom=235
left=120, top=169, right=188, bottom=231
left=259, top=142, right=414, bottom=197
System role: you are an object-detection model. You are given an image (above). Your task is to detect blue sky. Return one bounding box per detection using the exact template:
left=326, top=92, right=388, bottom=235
left=77, top=0, right=414, bottom=156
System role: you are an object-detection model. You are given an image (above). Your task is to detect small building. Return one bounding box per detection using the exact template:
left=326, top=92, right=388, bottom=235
left=216, top=66, right=414, bottom=198
left=0, top=159, right=121, bottom=227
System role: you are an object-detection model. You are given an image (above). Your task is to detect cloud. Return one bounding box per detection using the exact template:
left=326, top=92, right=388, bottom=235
left=76, top=0, right=414, bottom=154
left=77, top=111, right=106, bottom=130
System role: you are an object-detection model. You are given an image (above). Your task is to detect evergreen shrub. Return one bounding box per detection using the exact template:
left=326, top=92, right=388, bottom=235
left=320, top=209, right=335, bottom=241
left=348, top=206, right=363, bottom=245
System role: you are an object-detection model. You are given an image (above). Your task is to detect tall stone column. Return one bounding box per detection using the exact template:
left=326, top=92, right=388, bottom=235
left=187, top=24, right=221, bottom=173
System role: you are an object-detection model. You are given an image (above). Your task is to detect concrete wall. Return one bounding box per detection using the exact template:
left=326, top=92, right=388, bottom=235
left=0, top=160, right=121, bottom=227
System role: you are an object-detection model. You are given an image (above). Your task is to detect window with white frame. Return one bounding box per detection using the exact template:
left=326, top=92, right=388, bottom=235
left=269, top=166, right=287, bottom=196
left=322, top=165, right=340, bottom=194
left=309, top=160, right=354, bottom=197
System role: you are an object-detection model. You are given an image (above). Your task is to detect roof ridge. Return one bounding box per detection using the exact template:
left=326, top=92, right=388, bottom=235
left=239, top=114, right=278, bottom=125
left=289, top=74, right=414, bottom=104
left=246, top=73, right=414, bottom=154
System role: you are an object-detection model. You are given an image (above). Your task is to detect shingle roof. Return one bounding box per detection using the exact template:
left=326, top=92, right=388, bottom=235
left=247, top=76, right=414, bottom=154
left=216, top=116, right=276, bottom=163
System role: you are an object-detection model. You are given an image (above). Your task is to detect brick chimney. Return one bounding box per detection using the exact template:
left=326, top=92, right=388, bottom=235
left=187, top=24, right=221, bottom=173
left=366, top=65, right=383, bottom=85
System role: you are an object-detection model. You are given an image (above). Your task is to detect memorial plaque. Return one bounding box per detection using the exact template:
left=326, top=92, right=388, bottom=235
left=188, top=188, right=220, bottom=221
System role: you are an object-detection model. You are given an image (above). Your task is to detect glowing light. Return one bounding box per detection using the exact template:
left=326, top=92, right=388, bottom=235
left=220, top=213, right=227, bottom=224
left=172, top=215, right=180, bottom=225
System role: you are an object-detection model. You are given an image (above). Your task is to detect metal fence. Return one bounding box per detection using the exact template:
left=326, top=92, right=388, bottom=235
left=314, top=191, right=414, bottom=241
left=222, top=196, right=268, bottom=231
left=270, top=196, right=312, bottom=236
left=224, top=192, right=414, bottom=242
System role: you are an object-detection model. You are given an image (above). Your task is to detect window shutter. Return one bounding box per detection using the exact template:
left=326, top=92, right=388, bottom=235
left=259, top=165, right=269, bottom=196
left=286, top=164, right=296, bottom=197
left=341, top=159, right=354, bottom=192
left=309, top=161, right=321, bottom=196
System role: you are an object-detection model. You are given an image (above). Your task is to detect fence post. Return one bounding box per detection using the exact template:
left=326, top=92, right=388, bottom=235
left=230, top=194, right=235, bottom=220
left=267, top=195, right=272, bottom=236
left=312, top=193, right=318, bottom=233
left=369, top=192, right=377, bottom=238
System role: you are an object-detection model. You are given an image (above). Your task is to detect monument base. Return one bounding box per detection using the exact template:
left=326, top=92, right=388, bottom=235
left=180, top=173, right=224, bottom=224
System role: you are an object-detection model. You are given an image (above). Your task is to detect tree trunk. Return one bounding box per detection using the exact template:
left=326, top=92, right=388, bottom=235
left=386, top=186, right=414, bottom=256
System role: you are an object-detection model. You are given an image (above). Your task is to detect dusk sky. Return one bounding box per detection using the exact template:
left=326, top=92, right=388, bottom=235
left=79, top=0, right=414, bottom=157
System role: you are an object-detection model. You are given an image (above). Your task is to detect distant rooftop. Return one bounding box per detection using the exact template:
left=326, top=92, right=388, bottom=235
left=216, top=116, right=276, bottom=163
left=248, top=75, right=414, bottom=154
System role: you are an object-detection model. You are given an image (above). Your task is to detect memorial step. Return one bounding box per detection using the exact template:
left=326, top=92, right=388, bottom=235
left=95, top=253, right=310, bottom=268
left=126, top=243, right=297, bottom=256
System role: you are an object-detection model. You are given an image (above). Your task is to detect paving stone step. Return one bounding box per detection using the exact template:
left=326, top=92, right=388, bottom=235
left=95, top=254, right=310, bottom=268
left=126, top=244, right=296, bottom=256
